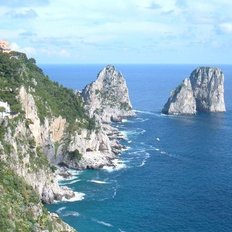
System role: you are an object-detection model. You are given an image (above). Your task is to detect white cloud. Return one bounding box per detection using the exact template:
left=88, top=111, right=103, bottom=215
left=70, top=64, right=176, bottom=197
left=59, top=49, right=70, bottom=57
left=217, top=22, right=232, bottom=34
left=10, top=42, right=36, bottom=57
left=1, top=0, right=232, bottom=63
left=7, top=8, right=38, bottom=19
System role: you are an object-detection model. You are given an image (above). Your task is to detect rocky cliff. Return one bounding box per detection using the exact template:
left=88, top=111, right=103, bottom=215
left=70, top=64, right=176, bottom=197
left=0, top=52, right=79, bottom=230
left=0, top=53, right=134, bottom=231
left=0, top=159, right=75, bottom=232
left=82, top=65, right=135, bottom=122
left=162, top=67, right=226, bottom=115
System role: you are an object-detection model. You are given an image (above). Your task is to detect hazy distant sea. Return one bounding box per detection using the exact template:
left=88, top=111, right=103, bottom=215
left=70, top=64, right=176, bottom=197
left=42, top=64, right=232, bottom=232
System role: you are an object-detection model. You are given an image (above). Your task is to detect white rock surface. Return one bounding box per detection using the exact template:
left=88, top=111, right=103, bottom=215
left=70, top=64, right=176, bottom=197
left=162, top=67, right=226, bottom=115
left=18, top=85, right=124, bottom=173
left=0, top=101, right=11, bottom=118
left=82, top=65, right=135, bottom=122
left=162, top=78, right=196, bottom=115
left=190, top=67, right=226, bottom=112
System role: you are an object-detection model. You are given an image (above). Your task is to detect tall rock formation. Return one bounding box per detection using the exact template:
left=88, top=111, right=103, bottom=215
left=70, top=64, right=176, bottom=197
left=82, top=65, right=135, bottom=122
left=162, top=67, right=226, bottom=115
left=190, top=67, right=226, bottom=112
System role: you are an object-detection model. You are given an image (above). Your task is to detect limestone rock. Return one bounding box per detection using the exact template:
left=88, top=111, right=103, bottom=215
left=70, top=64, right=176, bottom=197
left=190, top=67, right=226, bottom=112
left=162, top=78, right=196, bottom=115
left=82, top=65, right=135, bottom=123
left=162, top=67, right=226, bottom=115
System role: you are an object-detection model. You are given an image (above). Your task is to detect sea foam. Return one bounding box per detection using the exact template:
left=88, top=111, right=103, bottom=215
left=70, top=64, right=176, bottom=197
left=61, top=191, right=85, bottom=202
left=103, top=159, right=127, bottom=172
left=88, top=180, right=109, bottom=184
left=62, top=211, right=80, bottom=217
left=92, top=218, right=113, bottom=227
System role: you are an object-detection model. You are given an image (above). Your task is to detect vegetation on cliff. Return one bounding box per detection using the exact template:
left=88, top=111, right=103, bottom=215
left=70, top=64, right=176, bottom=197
left=0, top=51, right=95, bottom=231
left=0, top=160, right=72, bottom=232
left=0, top=51, right=95, bottom=128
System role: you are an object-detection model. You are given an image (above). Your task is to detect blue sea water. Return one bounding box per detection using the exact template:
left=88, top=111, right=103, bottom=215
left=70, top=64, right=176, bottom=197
left=41, top=64, right=232, bottom=232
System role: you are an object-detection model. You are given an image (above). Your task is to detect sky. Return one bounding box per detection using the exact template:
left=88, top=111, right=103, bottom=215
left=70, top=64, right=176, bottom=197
left=0, top=0, right=232, bottom=64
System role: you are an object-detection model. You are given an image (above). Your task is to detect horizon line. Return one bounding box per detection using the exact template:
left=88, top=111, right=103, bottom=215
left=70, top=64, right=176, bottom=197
left=38, top=63, right=232, bottom=66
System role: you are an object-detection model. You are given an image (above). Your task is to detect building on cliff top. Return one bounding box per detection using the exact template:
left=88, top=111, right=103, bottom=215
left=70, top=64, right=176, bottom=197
left=0, top=40, right=11, bottom=53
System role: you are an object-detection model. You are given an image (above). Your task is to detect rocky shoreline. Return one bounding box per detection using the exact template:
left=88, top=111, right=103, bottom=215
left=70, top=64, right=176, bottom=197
left=42, top=65, right=136, bottom=203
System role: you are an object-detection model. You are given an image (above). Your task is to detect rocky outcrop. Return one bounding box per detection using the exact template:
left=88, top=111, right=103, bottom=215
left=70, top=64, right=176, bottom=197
left=1, top=115, right=74, bottom=204
left=162, top=78, right=196, bottom=115
left=18, top=84, right=123, bottom=171
left=76, top=65, right=135, bottom=168
left=190, top=67, right=226, bottom=112
left=82, top=65, right=135, bottom=123
left=17, top=86, right=105, bottom=179
left=162, top=67, right=226, bottom=115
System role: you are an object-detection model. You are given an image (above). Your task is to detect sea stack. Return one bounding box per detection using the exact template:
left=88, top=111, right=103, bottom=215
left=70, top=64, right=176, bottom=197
left=82, top=65, right=135, bottom=122
left=162, top=67, right=226, bottom=115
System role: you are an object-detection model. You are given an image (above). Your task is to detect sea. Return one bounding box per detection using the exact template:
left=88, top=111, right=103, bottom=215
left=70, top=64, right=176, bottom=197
left=41, top=64, right=232, bottom=232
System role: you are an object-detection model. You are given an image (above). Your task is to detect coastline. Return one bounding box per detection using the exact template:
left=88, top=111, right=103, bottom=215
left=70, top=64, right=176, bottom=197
left=53, top=118, right=132, bottom=203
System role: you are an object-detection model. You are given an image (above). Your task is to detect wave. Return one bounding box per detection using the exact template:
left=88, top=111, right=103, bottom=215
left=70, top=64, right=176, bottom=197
left=127, top=149, right=147, bottom=155
left=127, top=128, right=146, bottom=136
left=97, top=184, right=118, bottom=202
left=122, top=117, right=149, bottom=124
left=125, top=146, right=132, bottom=151
left=62, top=211, right=80, bottom=217
left=103, top=159, right=127, bottom=173
left=92, top=218, right=113, bottom=227
left=119, top=229, right=127, bottom=232
left=56, top=206, right=66, bottom=214
left=156, top=148, right=190, bottom=162
left=57, top=175, right=80, bottom=183
left=112, top=186, right=118, bottom=199
left=136, top=117, right=149, bottom=122
left=67, top=169, right=82, bottom=176
left=61, top=191, right=85, bottom=202
left=137, top=159, right=146, bottom=167
left=135, top=109, right=158, bottom=115
left=137, top=153, right=151, bottom=167
left=135, top=109, right=156, bottom=114
left=121, top=128, right=146, bottom=139
left=120, top=131, right=128, bottom=140
left=88, top=180, right=109, bottom=184
left=56, top=207, right=80, bottom=217
left=63, top=179, right=81, bottom=185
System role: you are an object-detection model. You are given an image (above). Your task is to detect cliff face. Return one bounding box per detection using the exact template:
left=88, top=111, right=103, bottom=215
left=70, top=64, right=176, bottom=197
left=162, top=67, right=226, bottom=115
left=18, top=80, right=114, bottom=172
left=82, top=65, right=135, bottom=123
left=190, top=67, right=226, bottom=112
left=0, top=53, right=134, bottom=231
left=162, top=78, right=196, bottom=115
left=0, top=159, right=75, bottom=232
